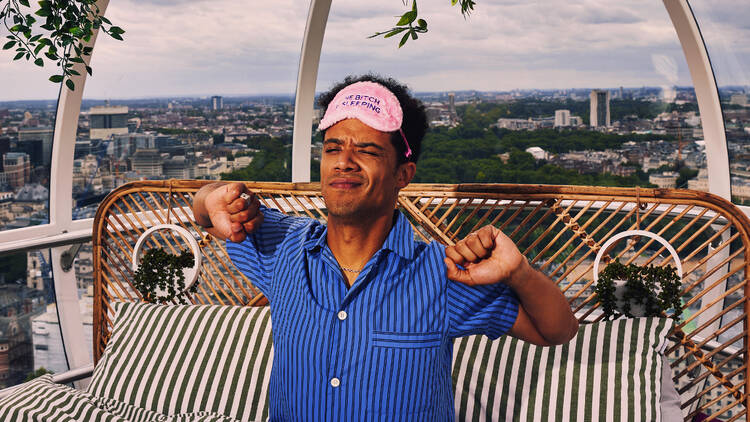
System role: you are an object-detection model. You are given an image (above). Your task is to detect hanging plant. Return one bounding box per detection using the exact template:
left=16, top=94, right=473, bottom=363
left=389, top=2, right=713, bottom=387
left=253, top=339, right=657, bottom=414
left=1, top=0, right=125, bottom=90
left=370, top=0, right=478, bottom=47
left=595, top=259, right=682, bottom=322
left=133, top=248, right=196, bottom=304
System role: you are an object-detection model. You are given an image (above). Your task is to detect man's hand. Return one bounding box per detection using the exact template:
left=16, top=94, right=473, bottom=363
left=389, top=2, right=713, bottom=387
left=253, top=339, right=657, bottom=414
left=444, top=225, right=529, bottom=287
left=194, top=182, right=263, bottom=243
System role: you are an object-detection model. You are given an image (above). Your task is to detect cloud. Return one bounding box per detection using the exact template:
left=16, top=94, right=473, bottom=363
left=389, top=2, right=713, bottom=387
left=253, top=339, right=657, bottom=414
left=0, top=0, right=748, bottom=100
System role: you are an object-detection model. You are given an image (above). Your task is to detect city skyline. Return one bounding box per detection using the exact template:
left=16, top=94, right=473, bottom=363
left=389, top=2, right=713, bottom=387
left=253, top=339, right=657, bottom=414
left=1, top=1, right=748, bottom=101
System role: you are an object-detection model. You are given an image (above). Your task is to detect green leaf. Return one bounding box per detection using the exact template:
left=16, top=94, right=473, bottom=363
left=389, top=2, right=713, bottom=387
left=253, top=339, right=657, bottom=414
left=68, top=69, right=80, bottom=76
left=412, top=0, right=417, bottom=12
left=34, top=58, right=43, bottom=67
left=34, top=43, right=44, bottom=55
left=69, top=27, right=82, bottom=36
left=411, top=29, right=418, bottom=40
left=399, top=31, right=410, bottom=48
left=417, top=19, right=427, bottom=29
left=35, top=8, right=50, bottom=17
left=2, top=41, right=15, bottom=50
left=85, top=65, right=92, bottom=76
left=29, top=34, right=41, bottom=43
left=13, top=52, right=24, bottom=60
left=65, top=78, right=75, bottom=91
left=69, top=56, right=84, bottom=63
left=10, top=24, right=22, bottom=32
left=109, top=32, right=123, bottom=41
left=396, top=11, right=417, bottom=26
left=44, top=51, right=57, bottom=60
left=109, top=26, right=125, bottom=35
left=451, top=0, right=458, bottom=5
left=384, top=27, right=408, bottom=38
left=49, top=74, right=63, bottom=83
left=20, top=0, right=30, bottom=7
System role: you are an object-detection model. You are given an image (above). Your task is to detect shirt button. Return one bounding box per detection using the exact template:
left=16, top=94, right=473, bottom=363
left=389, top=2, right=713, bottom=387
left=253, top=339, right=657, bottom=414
left=337, top=310, right=348, bottom=321
left=330, top=377, right=341, bottom=387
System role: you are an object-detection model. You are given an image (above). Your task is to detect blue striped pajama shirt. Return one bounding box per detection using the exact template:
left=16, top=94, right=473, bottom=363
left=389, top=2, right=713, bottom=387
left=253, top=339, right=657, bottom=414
left=226, top=206, right=519, bottom=421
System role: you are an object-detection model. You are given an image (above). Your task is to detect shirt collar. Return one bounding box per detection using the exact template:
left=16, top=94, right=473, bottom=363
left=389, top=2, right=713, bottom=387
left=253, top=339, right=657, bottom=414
left=381, top=211, right=416, bottom=261
left=302, top=211, right=415, bottom=261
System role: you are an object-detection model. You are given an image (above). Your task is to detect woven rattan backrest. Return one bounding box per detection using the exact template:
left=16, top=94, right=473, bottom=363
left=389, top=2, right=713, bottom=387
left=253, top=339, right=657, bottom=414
left=92, top=180, right=750, bottom=421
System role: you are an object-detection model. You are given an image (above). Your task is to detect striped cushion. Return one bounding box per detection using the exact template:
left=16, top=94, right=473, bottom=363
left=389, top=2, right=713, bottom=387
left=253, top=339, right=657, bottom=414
left=0, top=375, right=241, bottom=421
left=452, top=317, right=673, bottom=422
left=87, top=303, right=273, bottom=422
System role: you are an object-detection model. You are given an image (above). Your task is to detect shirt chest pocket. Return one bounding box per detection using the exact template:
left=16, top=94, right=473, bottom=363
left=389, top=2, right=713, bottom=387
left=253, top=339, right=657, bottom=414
left=367, top=331, right=442, bottom=415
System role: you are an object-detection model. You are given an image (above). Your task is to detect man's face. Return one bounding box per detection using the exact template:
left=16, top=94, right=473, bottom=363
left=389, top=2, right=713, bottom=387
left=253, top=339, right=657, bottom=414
left=321, top=118, right=411, bottom=221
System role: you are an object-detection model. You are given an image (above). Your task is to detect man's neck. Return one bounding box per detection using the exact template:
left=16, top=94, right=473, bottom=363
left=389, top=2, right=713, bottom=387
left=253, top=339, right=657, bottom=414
left=326, top=211, right=395, bottom=284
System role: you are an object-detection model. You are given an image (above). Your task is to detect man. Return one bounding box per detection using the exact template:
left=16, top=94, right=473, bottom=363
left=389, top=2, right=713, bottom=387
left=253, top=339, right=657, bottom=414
left=193, top=75, right=578, bottom=421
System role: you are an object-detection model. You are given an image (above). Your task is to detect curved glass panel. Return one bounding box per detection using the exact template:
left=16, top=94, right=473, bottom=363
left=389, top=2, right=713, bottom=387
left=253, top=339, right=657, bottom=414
left=0, top=248, right=68, bottom=388
left=0, top=50, right=58, bottom=230
left=315, top=1, right=702, bottom=189
left=688, top=1, right=750, bottom=205
left=682, top=2, right=750, bottom=419
left=71, top=0, right=307, bottom=218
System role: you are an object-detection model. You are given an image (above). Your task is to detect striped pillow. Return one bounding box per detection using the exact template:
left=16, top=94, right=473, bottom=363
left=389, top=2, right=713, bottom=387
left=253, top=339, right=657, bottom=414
left=452, top=317, right=673, bottom=422
left=0, top=374, right=240, bottom=421
left=87, top=303, right=273, bottom=422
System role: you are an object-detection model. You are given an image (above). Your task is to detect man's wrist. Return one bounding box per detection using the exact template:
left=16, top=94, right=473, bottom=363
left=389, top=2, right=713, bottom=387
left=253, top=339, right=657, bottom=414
left=506, top=258, right=533, bottom=291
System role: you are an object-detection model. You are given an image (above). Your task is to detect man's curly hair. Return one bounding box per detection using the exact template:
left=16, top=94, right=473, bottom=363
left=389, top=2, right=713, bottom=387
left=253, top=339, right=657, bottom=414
left=317, top=74, right=428, bottom=165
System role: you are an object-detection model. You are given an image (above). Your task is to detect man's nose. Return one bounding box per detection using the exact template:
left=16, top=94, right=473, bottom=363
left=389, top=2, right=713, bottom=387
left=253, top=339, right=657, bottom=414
left=334, top=148, right=359, bottom=171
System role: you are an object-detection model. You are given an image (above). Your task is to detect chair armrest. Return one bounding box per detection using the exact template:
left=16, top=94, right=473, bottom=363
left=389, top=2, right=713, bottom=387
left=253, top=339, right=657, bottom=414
left=0, top=362, right=95, bottom=399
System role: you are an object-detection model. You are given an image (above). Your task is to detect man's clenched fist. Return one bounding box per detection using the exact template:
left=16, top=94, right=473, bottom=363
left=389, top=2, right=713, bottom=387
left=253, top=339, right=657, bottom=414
left=193, top=182, right=264, bottom=243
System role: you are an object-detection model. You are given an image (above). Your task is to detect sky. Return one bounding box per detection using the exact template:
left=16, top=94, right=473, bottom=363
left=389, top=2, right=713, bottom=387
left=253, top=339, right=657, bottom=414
left=0, top=0, right=748, bottom=101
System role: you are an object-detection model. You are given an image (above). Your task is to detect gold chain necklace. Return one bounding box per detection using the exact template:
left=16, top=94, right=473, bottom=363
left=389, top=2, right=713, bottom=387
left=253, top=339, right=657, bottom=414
left=340, top=266, right=362, bottom=273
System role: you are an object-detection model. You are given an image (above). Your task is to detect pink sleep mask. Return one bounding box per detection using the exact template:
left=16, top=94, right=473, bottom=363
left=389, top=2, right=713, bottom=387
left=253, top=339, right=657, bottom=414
left=319, top=81, right=412, bottom=158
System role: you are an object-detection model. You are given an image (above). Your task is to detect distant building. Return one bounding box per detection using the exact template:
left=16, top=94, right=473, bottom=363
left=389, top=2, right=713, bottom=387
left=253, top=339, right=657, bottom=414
left=1, top=152, right=31, bottom=189
left=107, top=133, right=155, bottom=160
left=131, top=149, right=163, bottom=177
left=554, top=110, right=571, bottom=127
left=18, top=127, right=53, bottom=166
left=15, top=183, right=48, bottom=202
left=0, top=137, right=10, bottom=171
left=163, top=155, right=196, bottom=179
left=688, top=169, right=708, bottom=191
left=211, top=96, right=223, bottom=111
left=0, top=284, right=45, bottom=388
left=525, top=147, right=548, bottom=160
left=730, top=94, right=748, bottom=107
left=496, top=117, right=554, bottom=131
left=649, top=171, right=679, bottom=188
left=590, top=89, right=610, bottom=128
left=89, top=105, right=129, bottom=140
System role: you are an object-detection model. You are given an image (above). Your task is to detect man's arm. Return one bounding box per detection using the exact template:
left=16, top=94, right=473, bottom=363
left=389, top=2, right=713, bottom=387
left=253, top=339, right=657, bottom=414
left=193, top=182, right=264, bottom=243
left=444, top=225, right=579, bottom=346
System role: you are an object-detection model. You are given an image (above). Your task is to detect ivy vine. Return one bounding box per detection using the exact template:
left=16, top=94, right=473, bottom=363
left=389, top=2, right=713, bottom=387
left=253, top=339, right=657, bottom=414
left=595, top=259, right=682, bottom=322
left=1, top=0, right=124, bottom=91
left=372, top=0, right=477, bottom=48
left=4, top=0, right=478, bottom=88
left=133, top=248, right=196, bottom=305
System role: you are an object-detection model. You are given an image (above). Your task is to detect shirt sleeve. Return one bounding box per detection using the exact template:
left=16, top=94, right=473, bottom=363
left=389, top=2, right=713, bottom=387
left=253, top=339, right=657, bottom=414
left=225, top=205, right=306, bottom=298
left=443, top=244, right=520, bottom=339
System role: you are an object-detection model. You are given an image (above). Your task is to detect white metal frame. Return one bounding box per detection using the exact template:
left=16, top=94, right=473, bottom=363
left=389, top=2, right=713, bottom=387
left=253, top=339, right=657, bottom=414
left=291, top=0, right=332, bottom=182
left=664, top=0, right=730, bottom=200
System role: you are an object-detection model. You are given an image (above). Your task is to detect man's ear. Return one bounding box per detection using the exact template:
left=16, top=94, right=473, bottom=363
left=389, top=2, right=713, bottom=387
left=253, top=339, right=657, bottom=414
left=396, top=162, right=416, bottom=188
